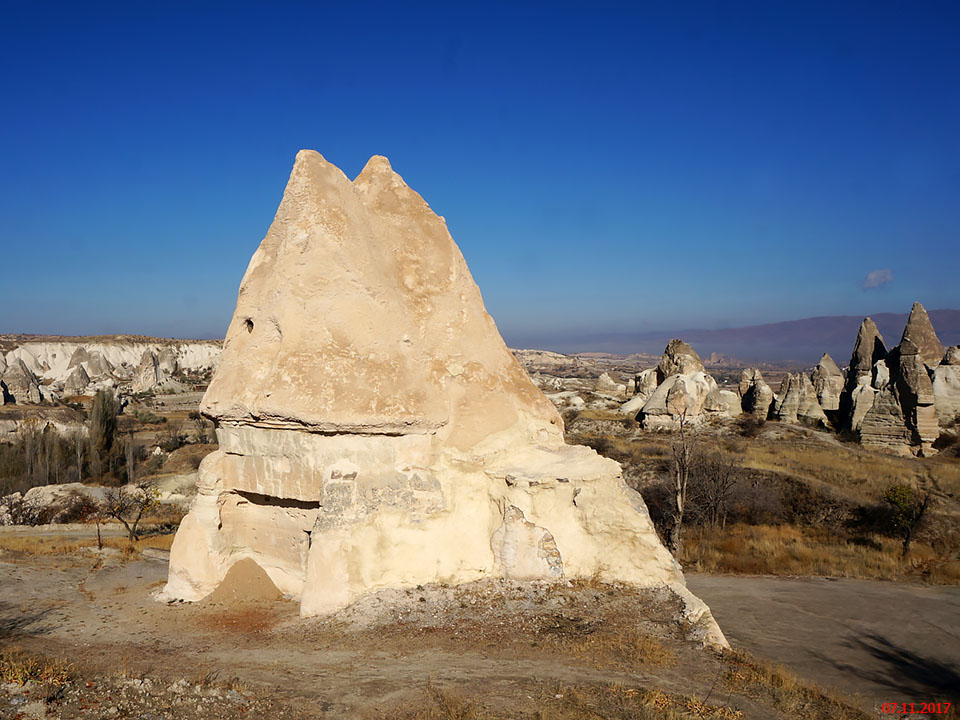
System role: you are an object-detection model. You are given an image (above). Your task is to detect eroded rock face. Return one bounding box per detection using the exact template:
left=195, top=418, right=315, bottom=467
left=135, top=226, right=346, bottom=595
left=848, top=318, right=887, bottom=388
left=132, top=351, right=162, bottom=393
left=773, top=373, right=827, bottom=427
left=811, top=353, right=844, bottom=412
left=63, top=365, right=90, bottom=396
left=163, top=151, right=725, bottom=647
left=2, top=360, right=43, bottom=404
left=738, top=369, right=773, bottom=419
left=901, top=302, right=945, bottom=368
left=933, top=347, right=960, bottom=425
left=656, top=340, right=704, bottom=385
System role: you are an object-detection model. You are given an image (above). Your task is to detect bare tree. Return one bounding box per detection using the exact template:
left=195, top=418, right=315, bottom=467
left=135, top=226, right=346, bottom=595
left=667, top=409, right=694, bottom=556
left=689, top=450, right=741, bottom=529
left=102, top=478, right=160, bottom=542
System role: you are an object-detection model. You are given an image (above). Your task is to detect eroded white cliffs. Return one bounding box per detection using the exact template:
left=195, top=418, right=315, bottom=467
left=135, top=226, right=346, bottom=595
left=163, top=151, right=725, bottom=646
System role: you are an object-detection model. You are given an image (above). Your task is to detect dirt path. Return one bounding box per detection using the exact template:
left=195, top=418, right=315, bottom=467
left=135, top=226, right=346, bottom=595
left=687, top=573, right=960, bottom=708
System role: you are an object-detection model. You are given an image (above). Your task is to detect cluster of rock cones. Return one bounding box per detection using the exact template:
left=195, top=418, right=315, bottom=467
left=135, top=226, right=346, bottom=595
left=620, top=303, right=959, bottom=457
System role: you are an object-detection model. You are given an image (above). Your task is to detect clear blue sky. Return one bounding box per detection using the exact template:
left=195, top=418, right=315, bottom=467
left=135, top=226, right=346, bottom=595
left=2, top=1, right=958, bottom=349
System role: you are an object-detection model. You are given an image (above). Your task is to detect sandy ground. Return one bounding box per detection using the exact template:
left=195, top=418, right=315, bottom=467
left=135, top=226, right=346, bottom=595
left=2, top=546, right=954, bottom=718
left=688, top=573, right=960, bottom=708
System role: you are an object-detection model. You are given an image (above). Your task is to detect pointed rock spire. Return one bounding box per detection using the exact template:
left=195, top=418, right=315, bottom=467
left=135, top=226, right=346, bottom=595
left=900, top=302, right=944, bottom=368
left=848, top=318, right=887, bottom=387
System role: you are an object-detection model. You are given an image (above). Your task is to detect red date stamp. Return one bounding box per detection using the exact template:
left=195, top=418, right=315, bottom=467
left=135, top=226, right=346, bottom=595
left=881, top=702, right=952, bottom=714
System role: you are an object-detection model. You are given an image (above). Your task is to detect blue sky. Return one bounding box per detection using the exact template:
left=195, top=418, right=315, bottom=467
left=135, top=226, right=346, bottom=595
left=1, top=2, right=958, bottom=349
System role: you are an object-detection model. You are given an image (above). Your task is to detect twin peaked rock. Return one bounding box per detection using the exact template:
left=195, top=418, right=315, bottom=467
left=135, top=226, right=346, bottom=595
left=164, top=151, right=726, bottom=647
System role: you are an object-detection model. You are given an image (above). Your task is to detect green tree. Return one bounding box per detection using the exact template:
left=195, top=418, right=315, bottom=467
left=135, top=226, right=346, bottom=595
left=883, top=484, right=930, bottom=557
left=89, top=389, right=119, bottom=480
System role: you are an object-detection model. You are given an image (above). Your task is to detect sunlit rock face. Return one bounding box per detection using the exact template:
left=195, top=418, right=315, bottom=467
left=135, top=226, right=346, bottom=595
left=162, top=150, right=725, bottom=647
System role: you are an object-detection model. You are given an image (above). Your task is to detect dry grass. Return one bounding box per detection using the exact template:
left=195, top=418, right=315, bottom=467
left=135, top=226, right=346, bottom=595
left=389, top=681, right=746, bottom=720
left=681, top=524, right=960, bottom=584
left=722, top=650, right=871, bottom=719
left=0, top=530, right=175, bottom=558
left=0, top=646, right=71, bottom=686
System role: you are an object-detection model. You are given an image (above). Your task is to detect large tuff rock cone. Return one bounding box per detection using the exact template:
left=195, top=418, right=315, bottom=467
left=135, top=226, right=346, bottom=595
left=163, top=151, right=726, bottom=647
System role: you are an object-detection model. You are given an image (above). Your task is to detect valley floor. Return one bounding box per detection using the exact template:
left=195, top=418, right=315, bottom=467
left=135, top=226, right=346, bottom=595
left=1, top=543, right=955, bottom=718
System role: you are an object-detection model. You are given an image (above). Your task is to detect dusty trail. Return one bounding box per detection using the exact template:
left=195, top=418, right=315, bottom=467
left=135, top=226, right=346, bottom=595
left=688, top=573, right=960, bottom=707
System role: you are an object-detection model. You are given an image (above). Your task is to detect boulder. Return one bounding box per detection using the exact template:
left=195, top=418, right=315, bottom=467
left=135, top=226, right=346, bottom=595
left=738, top=368, right=773, bottom=419
left=900, top=302, right=944, bottom=369
left=1, top=360, right=43, bottom=404
left=811, top=353, right=844, bottom=412
left=162, top=150, right=726, bottom=646
left=656, top=340, right=704, bottom=385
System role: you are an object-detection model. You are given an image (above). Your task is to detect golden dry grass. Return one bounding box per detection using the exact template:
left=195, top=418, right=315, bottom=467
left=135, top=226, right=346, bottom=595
left=0, top=530, right=175, bottom=558
left=390, top=681, right=747, bottom=720
left=681, top=524, right=960, bottom=584
left=722, top=650, right=871, bottom=720
left=0, top=646, right=71, bottom=686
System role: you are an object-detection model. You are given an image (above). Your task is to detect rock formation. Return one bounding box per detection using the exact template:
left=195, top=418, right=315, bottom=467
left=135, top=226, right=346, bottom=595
left=933, top=347, right=960, bottom=425
left=900, top=302, right=945, bottom=368
left=847, top=302, right=949, bottom=456
left=811, top=353, right=843, bottom=412
left=596, top=372, right=626, bottom=398
left=63, top=365, right=90, bottom=396
left=162, top=150, right=725, bottom=646
left=656, top=339, right=703, bottom=385
left=738, top=369, right=774, bottom=419
left=158, top=347, right=179, bottom=375
left=132, top=351, right=162, bottom=393
left=620, top=342, right=738, bottom=429
left=2, top=360, right=43, bottom=404
left=847, top=318, right=887, bottom=388
left=773, top=373, right=828, bottom=427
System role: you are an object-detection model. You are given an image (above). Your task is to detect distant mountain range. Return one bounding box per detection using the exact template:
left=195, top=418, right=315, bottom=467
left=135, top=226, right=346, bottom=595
left=554, top=309, right=960, bottom=367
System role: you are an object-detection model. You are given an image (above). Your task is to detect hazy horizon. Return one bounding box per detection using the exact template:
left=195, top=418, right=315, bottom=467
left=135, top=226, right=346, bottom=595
left=2, top=3, right=959, bottom=342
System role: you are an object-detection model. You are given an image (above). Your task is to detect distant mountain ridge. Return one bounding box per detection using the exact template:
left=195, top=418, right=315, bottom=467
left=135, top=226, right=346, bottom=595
left=558, top=309, right=960, bottom=366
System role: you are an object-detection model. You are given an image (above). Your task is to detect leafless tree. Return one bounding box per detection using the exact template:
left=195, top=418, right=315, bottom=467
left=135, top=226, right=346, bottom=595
left=689, top=450, right=741, bottom=529
left=102, top=478, right=160, bottom=542
left=667, top=409, right=694, bottom=556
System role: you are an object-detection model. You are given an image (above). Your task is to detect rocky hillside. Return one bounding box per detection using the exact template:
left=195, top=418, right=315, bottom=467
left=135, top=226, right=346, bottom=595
left=0, top=335, right=222, bottom=404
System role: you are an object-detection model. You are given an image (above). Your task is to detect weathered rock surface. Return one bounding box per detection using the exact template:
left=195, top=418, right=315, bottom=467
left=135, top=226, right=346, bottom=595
left=2, top=359, right=43, bottom=404
left=811, top=353, right=843, bottom=412
left=900, top=302, right=945, bottom=368
left=848, top=318, right=887, bottom=388
left=163, top=151, right=726, bottom=647
left=933, top=346, right=960, bottom=425
left=596, top=372, right=626, bottom=398
left=3, top=337, right=218, bottom=397
left=841, top=303, right=950, bottom=455
left=860, top=387, right=914, bottom=455
left=738, top=369, right=774, bottom=419
left=63, top=365, right=90, bottom=396
left=773, top=373, right=827, bottom=427
left=656, top=340, right=704, bottom=385
left=132, top=351, right=162, bottom=393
